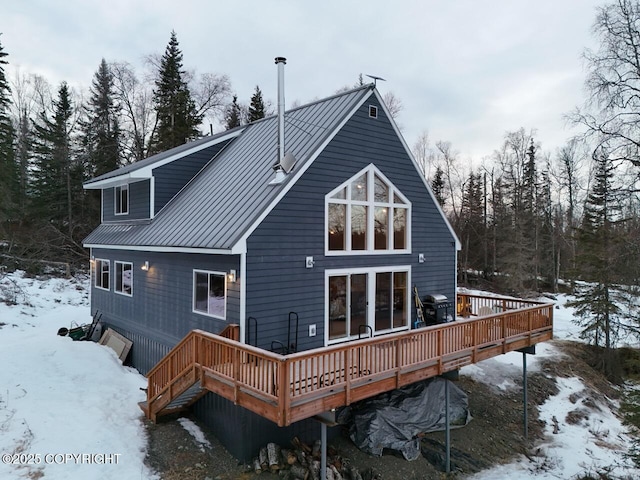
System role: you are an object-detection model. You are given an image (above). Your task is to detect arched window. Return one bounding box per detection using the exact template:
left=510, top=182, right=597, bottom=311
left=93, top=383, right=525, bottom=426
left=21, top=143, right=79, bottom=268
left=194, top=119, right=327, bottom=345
left=326, top=165, right=410, bottom=254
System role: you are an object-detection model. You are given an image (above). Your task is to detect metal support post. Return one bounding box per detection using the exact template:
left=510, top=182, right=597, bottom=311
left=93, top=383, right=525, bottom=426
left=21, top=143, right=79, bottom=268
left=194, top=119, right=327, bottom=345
left=321, top=421, right=327, bottom=479
left=523, top=351, right=528, bottom=441
left=445, top=378, right=451, bottom=473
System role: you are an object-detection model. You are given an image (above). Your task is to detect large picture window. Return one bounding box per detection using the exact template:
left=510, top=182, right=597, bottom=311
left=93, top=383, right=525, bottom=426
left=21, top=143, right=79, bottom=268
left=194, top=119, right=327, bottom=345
left=114, top=261, right=133, bottom=296
left=327, top=267, right=409, bottom=344
left=115, top=184, right=129, bottom=215
left=94, top=259, right=110, bottom=290
left=193, top=270, right=226, bottom=319
left=326, top=165, right=410, bottom=254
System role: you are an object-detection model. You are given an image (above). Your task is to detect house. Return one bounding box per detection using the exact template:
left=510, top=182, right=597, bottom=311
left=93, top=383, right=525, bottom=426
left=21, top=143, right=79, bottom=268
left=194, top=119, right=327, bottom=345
left=83, top=62, right=552, bottom=461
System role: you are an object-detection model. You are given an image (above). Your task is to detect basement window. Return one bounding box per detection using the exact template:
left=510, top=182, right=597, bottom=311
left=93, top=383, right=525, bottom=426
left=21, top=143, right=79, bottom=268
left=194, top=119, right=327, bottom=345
left=369, top=105, right=378, bottom=118
left=193, top=270, right=226, bottom=320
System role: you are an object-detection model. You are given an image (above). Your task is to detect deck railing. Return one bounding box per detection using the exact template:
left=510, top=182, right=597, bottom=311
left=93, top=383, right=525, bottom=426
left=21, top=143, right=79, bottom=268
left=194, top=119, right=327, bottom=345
left=145, top=295, right=553, bottom=426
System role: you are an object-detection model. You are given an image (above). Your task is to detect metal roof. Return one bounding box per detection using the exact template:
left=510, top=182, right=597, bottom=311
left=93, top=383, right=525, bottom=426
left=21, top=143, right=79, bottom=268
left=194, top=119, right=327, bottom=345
left=84, top=85, right=374, bottom=252
left=83, top=126, right=244, bottom=188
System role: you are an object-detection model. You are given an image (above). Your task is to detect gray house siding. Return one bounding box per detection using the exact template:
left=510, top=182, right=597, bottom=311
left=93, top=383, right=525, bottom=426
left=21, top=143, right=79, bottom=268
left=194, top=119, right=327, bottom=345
left=192, top=392, right=338, bottom=462
left=90, top=248, right=240, bottom=374
left=152, top=140, right=232, bottom=215
left=102, top=180, right=150, bottom=222
left=245, top=97, right=456, bottom=351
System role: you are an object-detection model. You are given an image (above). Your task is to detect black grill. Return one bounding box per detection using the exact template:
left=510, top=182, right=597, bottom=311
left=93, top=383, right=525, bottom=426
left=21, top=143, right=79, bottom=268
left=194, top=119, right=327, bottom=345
left=422, top=294, right=453, bottom=325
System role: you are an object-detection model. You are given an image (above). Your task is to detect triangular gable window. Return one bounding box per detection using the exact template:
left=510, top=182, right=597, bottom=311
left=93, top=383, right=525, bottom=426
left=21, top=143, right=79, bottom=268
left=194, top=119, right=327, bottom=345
left=326, top=164, right=411, bottom=254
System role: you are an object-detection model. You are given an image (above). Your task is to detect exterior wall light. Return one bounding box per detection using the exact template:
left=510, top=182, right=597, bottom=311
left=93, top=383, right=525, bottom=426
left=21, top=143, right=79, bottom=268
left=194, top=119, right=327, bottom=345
left=141, top=261, right=149, bottom=271
left=228, top=269, right=236, bottom=283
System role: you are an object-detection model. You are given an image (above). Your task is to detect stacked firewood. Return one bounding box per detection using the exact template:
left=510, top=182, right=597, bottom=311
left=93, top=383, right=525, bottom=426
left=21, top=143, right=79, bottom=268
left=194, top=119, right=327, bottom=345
left=251, top=437, right=376, bottom=480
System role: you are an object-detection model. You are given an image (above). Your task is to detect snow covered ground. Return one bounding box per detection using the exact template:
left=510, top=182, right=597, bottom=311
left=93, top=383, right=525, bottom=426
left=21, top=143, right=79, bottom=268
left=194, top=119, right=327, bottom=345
left=0, top=271, right=638, bottom=479
left=461, top=289, right=640, bottom=480
left=0, top=272, right=157, bottom=480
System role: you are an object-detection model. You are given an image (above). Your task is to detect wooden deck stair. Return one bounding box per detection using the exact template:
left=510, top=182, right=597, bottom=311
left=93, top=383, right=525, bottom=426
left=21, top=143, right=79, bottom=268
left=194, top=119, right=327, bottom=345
left=140, top=324, right=239, bottom=422
left=141, top=295, right=554, bottom=426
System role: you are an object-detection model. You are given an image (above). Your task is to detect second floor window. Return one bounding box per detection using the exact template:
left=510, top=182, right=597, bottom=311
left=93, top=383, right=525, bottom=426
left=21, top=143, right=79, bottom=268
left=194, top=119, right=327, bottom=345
left=326, top=164, right=410, bottom=254
left=115, top=184, right=129, bottom=215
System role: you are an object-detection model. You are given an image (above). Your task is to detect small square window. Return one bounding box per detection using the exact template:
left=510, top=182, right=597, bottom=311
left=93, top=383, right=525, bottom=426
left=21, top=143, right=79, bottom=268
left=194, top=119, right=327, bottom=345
left=369, top=105, right=378, bottom=118
left=193, top=270, right=227, bottom=319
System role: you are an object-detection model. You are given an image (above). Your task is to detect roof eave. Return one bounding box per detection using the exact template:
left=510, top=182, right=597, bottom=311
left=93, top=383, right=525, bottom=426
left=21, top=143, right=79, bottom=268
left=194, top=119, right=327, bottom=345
left=84, top=243, right=235, bottom=255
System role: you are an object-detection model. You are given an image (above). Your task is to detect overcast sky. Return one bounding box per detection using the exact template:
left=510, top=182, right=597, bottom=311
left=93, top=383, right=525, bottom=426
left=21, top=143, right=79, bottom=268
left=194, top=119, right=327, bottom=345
left=2, top=0, right=604, bottom=163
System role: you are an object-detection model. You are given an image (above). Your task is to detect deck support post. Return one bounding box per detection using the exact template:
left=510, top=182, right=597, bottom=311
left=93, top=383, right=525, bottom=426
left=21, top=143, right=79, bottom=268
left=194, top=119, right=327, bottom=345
left=518, top=345, right=535, bottom=441
left=445, top=378, right=451, bottom=473
left=523, top=351, right=528, bottom=441
left=320, top=421, right=327, bottom=479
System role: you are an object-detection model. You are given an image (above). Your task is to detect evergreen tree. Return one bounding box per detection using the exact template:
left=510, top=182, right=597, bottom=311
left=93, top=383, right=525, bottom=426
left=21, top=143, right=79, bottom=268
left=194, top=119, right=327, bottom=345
left=568, top=150, right=623, bottom=378
left=82, top=59, right=121, bottom=177
left=458, top=171, right=486, bottom=283
left=15, top=109, right=31, bottom=213
left=248, top=85, right=266, bottom=122
left=431, top=166, right=446, bottom=208
left=0, top=35, right=18, bottom=225
left=150, top=31, right=202, bottom=153
left=224, top=94, right=242, bottom=130
left=31, top=82, right=82, bottom=239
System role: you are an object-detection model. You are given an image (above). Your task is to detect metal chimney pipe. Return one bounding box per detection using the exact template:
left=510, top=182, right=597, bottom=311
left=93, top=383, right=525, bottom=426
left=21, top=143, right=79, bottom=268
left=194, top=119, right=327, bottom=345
left=275, top=56, right=286, bottom=163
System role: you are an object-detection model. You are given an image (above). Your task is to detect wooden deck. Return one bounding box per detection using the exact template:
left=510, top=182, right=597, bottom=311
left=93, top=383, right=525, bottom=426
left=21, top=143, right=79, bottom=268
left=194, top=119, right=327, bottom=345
left=142, top=294, right=553, bottom=426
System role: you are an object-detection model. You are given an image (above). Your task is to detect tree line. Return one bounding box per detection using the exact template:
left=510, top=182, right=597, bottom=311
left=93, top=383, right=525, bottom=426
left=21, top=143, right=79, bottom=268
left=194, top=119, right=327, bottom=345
left=412, top=0, right=640, bottom=378
left=0, top=3, right=639, bottom=376
left=0, top=31, right=269, bottom=265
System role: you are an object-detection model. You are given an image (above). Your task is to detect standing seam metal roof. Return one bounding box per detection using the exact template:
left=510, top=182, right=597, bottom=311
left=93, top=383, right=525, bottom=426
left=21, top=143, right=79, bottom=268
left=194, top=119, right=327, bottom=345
left=83, top=85, right=374, bottom=250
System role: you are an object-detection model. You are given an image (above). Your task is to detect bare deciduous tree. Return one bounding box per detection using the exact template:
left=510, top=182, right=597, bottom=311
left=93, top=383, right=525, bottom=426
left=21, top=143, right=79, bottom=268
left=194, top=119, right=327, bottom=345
left=382, top=91, right=403, bottom=120
left=571, top=0, right=640, bottom=175
left=111, top=61, right=156, bottom=162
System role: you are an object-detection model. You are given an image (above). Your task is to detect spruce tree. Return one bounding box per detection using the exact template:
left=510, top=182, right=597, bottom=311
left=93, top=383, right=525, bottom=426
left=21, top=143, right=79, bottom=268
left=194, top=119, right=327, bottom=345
left=568, top=150, right=622, bottom=378
left=248, top=85, right=266, bottom=122
left=31, top=82, right=81, bottom=238
left=224, top=94, right=242, bottom=130
left=150, top=31, right=202, bottom=153
left=0, top=34, right=18, bottom=224
left=82, top=59, right=121, bottom=177
left=458, top=171, right=486, bottom=283
left=431, top=166, right=445, bottom=208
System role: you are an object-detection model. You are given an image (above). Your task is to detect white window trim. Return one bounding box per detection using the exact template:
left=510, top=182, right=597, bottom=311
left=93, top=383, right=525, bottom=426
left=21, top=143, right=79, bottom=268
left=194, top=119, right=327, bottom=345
left=192, top=269, right=227, bottom=320
left=325, top=164, right=411, bottom=256
left=324, top=265, right=411, bottom=346
left=369, top=105, right=378, bottom=118
left=114, top=184, right=129, bottom=216
left=94, top=258, right=110, bottom=291
left=114, top=261, right=133, bottom=297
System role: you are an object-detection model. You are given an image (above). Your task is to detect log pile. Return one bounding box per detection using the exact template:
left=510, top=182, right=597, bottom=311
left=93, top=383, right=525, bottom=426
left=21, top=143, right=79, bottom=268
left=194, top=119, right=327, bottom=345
left=251, top=437, right=379, bottom=480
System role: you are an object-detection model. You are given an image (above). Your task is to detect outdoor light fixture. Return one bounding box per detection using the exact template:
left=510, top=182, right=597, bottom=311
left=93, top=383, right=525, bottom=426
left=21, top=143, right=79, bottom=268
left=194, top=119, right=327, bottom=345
left=228, top=269, right=236, bottom=283
left=141, top=261, right=149, bottom=271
